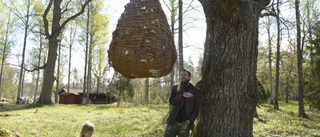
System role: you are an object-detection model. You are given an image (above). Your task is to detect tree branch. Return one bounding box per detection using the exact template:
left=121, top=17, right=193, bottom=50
left=260, top=11, right=277, bottom=17
left=61, top=0, right=72, bottom=14
left=43, top=0, right=53, bottom=40
left=24, top=64, right=47, bottom=72
left=51, top=0, right=92, bottom=39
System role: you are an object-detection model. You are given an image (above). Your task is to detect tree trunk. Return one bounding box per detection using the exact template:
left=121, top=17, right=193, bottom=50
left=194, top=0, right=269, bottom=136
left=86, top=4, right=93, bottom=103
left=96, top=78, right=100, bottom=93
left=87, top=41, right=92, bottom=103
left=178, top=0, right=183, bottom=73
left=39, top=0, right=92, bottom=104
left=267, top=16, right=274, bottom=104
left=67, top=22, right=76, bottom=93
left=17, top=9, right=29, bottom=103
left=21, top=70, right=25, bottom=97
left=306, top=0, right=313, bottom=66
left=295, top=0, right=308, bottom=118
left=0, top=44, right=5, bottom=98
left=55, top=41, right=61, bottom=103
left=0, top=13, right=11, bottom=98
left=34, top=27, right=43, bottom=101
left=68, top=38, right=72, bottom=93
left=286, top=76, right=289, bottom=103
left=145, top=78, right=149, bottom=104
left=169, top=0, right=176, bottom=100
left=117, top=89, right=122, bottom=107
left=274, top=0, right=280, bottom=110
left=39, top=0, right=62, bottom=104
left=82, top=4, right=90, bottom=104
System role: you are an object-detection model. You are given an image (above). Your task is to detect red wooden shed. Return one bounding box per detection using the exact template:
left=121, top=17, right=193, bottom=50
left=58, top=89, right=82, bottom=104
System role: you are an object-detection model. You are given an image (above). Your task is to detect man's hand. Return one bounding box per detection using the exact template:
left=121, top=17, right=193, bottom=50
left=183, top=92, right=193, bottom=98
left=186, top=120, right=190, bottom=125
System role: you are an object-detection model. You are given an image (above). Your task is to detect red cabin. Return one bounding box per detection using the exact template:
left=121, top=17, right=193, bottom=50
left=58, top=89, right=82, bottom=104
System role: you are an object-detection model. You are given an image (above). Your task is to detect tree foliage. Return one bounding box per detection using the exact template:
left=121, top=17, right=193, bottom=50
left=108, top=75, right=134, bottom=107
left=305, top=21, right=320, bottom=110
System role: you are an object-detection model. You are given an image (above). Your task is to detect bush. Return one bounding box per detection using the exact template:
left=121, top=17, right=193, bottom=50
left=305, top=80, right=320, bottom=110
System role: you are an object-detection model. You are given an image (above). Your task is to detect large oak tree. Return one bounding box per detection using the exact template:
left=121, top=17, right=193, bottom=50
left=194, top=0, right=270, bottom=136
left=38, top=0, right=92, bottom=103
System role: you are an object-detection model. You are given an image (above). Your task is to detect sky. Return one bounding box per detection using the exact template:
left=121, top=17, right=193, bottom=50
left=68, top=0, right=206, bottom=82
left=14, top=0, right=207, bottom=83
left=103, top=0, right=206, bottom=63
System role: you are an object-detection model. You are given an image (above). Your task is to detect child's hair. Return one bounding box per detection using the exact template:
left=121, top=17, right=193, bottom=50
left=79, top=121, right=94, bottom=137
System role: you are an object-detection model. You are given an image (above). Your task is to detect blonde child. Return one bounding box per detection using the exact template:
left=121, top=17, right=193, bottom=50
left=79, top=121, right=94, bottom=137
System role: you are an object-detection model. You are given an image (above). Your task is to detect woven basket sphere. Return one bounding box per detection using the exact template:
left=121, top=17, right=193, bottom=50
left=108, top=0, right=177, bottom=79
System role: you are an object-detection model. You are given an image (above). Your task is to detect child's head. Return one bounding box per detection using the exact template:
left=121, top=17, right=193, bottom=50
left=79, top=121, right=94, bottom=137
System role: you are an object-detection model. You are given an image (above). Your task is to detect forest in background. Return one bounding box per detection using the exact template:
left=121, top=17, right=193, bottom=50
left=0, top=0, right=319, bottom=110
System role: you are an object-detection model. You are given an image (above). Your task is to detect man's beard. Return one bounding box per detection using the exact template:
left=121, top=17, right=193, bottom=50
left=177, top=79, right=190, bottom=92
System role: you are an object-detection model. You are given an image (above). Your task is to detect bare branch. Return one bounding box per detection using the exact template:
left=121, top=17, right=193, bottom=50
left=260, top=11, right=277, bottom=17
left=43, top=0, right=53, bottom=39
left=61, top=0, right=72, bottom=14
left=61, top=0, right=73, bottom=14
left=51, top=0, right=92, bottom=39
left=162, top=0, right=172, bottom=12
left=183, top=0, right=195, bottom=15
left=24, top=64, right=47, bottom=72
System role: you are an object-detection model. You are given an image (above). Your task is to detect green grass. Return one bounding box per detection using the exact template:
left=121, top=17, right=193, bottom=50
left=253, top=101, right=320, bottom=137
left=0, top=102, right=168, bottom=137
left=0, top=101, right=319, bottom=137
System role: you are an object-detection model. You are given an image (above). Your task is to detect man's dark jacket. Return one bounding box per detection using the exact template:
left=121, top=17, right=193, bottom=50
left=166, top=83, right=200, bottom=130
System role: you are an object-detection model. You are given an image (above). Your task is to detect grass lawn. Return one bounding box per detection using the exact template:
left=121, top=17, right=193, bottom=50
left=0, top=103, right=168, bottom=137
left=253, top=101, right=320, bottom=137
left=0, top=101, right=319, bottom=137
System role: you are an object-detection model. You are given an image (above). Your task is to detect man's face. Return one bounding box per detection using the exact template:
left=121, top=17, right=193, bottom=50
left=180, top=71, right=191, bottom=82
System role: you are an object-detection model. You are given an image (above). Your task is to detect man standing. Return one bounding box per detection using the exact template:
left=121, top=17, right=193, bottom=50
left=164, top=69, right=200, bottom=137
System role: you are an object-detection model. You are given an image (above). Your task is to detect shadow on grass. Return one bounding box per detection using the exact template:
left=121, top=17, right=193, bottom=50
left=0, top=102, right=54, bottom=112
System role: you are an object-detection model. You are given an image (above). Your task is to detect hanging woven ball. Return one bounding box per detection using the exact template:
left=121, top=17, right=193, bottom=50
left=108, top=0, right=177, bottom=79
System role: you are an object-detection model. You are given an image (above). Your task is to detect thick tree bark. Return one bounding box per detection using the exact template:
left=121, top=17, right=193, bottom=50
left=295, top=0, right=307, bottom=118
left=194, top=0, right=270, bottom=136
